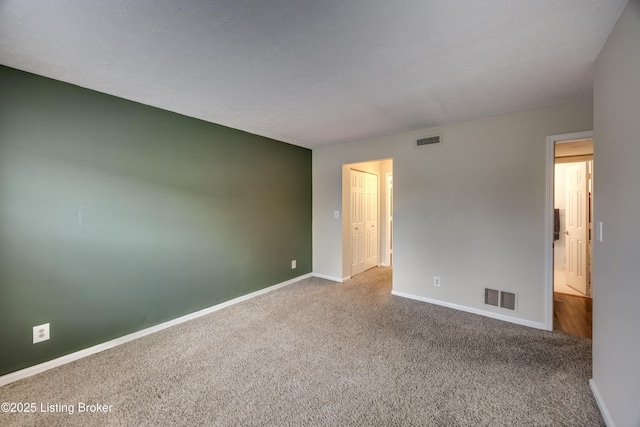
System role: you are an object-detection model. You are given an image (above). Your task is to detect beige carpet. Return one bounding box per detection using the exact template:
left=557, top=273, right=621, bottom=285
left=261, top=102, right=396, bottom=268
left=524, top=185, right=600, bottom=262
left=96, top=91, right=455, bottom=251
left=0, top=267, right=603, bottom=426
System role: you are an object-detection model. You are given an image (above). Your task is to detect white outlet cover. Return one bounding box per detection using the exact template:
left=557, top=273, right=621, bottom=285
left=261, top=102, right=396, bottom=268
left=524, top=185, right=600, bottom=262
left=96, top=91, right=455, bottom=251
left=33, top=323, right=50, bottom=344
left=433, top=276, right=441, bottom=287
left=291, top=260, right=297, bottom=269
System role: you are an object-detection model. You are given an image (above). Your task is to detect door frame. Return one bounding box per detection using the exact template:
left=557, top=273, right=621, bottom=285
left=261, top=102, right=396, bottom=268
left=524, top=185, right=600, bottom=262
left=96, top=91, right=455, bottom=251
left=385, top=172, right=393, bottom=267
left=544, top=130, right=593, bottom=330
left=341, top=159, right=392, bottom=280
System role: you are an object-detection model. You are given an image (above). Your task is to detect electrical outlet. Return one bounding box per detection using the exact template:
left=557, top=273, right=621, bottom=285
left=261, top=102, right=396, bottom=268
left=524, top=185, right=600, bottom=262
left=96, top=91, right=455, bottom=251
left=334, top=210, right=340, bottom=219
left=433, top=276, right=441, bottom=287
left=291, top=260, right=296, bottom=269
left=33, top=323, right=50, bottom=344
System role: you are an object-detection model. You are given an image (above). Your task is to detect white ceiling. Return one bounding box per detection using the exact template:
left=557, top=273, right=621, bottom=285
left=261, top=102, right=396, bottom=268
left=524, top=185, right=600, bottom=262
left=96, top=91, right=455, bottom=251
left=0, top=1, right=627, bottom=148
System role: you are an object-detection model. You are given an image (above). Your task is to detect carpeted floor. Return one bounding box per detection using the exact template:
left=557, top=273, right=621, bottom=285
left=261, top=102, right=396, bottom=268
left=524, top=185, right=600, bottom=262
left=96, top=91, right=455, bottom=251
left=0, top=267, right=603, bottom=426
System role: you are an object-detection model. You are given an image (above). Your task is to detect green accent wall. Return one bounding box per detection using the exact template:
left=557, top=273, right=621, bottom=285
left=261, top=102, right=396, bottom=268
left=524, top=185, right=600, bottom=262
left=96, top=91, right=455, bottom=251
left=0, top=65, right=312, bottom=376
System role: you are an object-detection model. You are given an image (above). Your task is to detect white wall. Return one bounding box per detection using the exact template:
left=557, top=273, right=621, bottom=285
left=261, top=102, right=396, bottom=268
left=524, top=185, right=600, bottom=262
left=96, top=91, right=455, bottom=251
left=592, top=1, right=640, bottom=426
left=313, top=101, right=593, bottom=327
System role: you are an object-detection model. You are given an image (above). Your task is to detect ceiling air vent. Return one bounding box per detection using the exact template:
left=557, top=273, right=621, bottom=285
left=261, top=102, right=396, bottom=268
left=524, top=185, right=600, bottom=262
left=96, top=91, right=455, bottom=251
left=416, top=134, right=442, bottom=148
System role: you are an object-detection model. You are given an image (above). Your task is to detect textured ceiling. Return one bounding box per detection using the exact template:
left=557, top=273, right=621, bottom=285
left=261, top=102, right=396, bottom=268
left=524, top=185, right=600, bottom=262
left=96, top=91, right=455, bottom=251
left=0, top=0, right=628, bottom=148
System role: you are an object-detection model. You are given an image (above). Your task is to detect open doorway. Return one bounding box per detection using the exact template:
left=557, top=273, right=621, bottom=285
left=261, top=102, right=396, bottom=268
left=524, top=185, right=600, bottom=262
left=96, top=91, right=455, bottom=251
left=551, top=136, right=593, bottom=338
left=341, top=159, right=393, bottom=280
left=554, top=139, right=593, bottom=297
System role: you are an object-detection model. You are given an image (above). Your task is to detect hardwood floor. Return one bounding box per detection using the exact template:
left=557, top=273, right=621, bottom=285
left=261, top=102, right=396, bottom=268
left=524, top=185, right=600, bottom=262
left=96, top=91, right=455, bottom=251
left=553, top=292, right=592, bottom=339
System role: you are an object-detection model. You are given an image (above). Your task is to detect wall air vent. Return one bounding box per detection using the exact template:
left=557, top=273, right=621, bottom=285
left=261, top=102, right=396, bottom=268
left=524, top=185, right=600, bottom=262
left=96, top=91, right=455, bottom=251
left=500, top=291, right=516, bottom=310
left=484, top=288, right=499, bottom=306
left=484, top=288, right=517, bottom=311
left=415, top=134, right=442, bottom=148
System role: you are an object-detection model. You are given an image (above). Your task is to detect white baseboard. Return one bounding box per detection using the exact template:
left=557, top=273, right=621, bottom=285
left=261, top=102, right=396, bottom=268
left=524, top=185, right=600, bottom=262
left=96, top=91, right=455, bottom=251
left=0, top=273, right=313, bottom=388
left=390, top=290, right=547, bottom=330
left=590, top=379, right=616, bottom=427
left=311, top=273, right=343, bottom=283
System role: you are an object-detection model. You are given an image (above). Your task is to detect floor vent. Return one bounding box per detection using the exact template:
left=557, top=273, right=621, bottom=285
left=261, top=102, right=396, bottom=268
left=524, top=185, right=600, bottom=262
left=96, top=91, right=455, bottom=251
left=416, top=134, right=442, bottom=148
left=484, top=288, right=517, bottom=310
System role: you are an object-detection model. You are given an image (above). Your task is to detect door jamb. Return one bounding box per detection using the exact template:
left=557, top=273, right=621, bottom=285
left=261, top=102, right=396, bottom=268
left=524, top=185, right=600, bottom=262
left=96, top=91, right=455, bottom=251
left=545, top=130, right=593, bottom=330
left=384, top=172, right=393, bottom=267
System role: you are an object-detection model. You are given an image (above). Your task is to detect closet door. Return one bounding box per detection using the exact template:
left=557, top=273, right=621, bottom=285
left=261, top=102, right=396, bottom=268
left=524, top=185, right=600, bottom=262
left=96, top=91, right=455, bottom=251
left=350, top=170, right=365, bottom=276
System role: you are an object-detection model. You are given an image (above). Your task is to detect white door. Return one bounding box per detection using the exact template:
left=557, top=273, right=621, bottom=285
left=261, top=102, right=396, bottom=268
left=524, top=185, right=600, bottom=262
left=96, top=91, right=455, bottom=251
left=364, top=173, right=378, bottom=270
left=565, top=162, right=588, bottom=294
left=350, top=170, right=365, bottom=276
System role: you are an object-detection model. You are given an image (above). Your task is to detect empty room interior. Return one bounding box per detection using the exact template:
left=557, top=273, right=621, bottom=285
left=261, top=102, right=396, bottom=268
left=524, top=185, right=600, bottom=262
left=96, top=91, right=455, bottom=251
left=1, top=1, right=639, bottom=426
